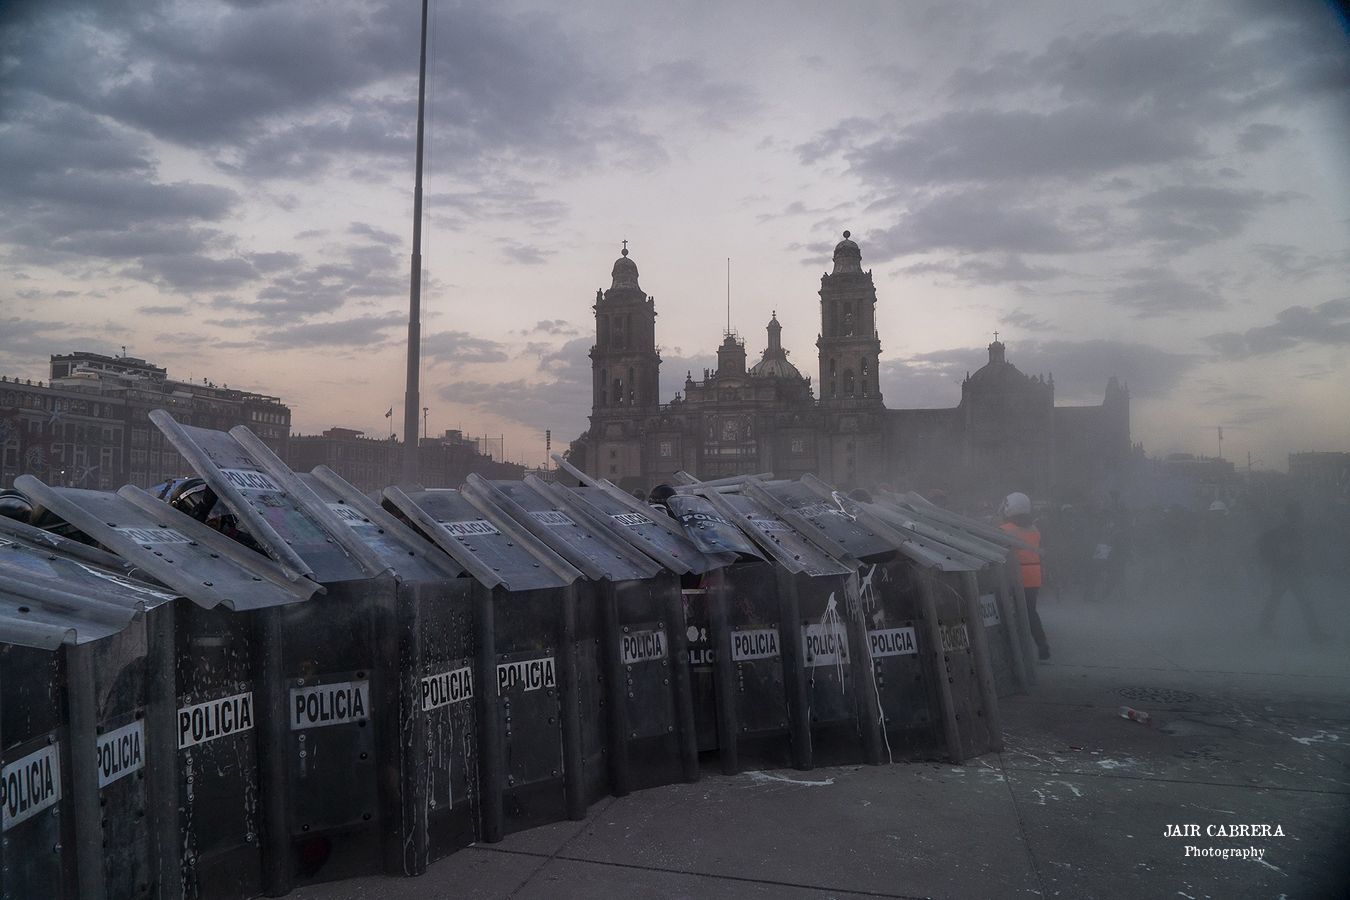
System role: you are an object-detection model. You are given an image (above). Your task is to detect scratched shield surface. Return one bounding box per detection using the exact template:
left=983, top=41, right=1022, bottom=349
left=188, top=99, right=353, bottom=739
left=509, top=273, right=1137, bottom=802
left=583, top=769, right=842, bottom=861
left=976, top=566, right=1018, bottom=698
left=573, top=586, right=609, bottom=806
left=174, top=604, right=261, bottom=900
left=724, top=563, right=789, bottom=736
left=0, top=645, right=70, bottom=900
left=929, top=571, right=994, bottom=760
left=416, top=579, right=480, bottom=859
left=90, top=620, right=152, bottom=898
left=865, top=559, right=944, bottom=756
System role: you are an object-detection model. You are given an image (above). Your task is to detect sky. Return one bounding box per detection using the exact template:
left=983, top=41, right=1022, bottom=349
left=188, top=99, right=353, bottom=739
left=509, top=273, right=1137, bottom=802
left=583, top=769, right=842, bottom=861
left=1, top=0, right=1348, bottom=471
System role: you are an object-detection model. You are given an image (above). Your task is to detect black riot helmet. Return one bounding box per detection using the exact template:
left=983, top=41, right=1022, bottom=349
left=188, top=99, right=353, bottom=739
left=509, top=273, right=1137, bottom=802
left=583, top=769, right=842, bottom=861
left=0, top=488, right=34, bottom=524
left=649, top=484, right=677, bottom=504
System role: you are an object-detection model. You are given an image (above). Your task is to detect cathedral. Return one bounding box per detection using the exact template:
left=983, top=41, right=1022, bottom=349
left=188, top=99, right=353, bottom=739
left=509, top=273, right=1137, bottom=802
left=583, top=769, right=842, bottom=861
left=577, top=233, right=1130, bottom=504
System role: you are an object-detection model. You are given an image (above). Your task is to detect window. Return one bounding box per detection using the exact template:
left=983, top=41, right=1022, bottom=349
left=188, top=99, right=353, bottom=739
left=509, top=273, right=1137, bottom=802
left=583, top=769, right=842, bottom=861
left=659, top=441, right=672, bottom=458
left=844, top=369, right=856, bottom=397
left=791, top=438, right=805, bottom=455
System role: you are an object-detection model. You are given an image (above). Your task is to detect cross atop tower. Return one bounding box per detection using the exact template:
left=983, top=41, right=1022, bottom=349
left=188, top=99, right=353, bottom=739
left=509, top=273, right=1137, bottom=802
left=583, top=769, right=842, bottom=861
left=993, top=330, right=999, bottom=342
left=621, top=238, right=628, bottom=257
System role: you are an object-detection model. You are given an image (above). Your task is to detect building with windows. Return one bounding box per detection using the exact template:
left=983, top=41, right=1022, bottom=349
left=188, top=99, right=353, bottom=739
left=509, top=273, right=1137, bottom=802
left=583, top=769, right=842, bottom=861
left=286, top=427, right=524, bottom=491
left=575, top=234, right=1131, bottom=503
left=1, top=352, right=290, bottom=489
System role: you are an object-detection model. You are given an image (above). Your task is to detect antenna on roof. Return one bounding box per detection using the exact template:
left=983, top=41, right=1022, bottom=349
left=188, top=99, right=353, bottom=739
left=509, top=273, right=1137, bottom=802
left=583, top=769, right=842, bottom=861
left=726, top=257, right=731, bottom=335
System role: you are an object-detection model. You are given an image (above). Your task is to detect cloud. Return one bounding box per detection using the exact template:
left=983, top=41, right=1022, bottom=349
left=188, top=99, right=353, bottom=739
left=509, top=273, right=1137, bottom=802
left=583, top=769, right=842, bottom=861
left=865, top=188, right=1090, bottom=260
left=1126, top=184, right=1292, bottom=250
left=427, top=181, right=568, bottom=231
left=1249, top=243, right=1349, bottom=281
left=1000, top=308, right=1054, bottom=331
left=635, top=59, right=761, bottom=129
left=899, top=254, right=1064, bottom=285
left=229, top=237, right=405, bottom=324
left=525, top=320, right=580, bottom=336
left=835, top=106, right=1203, bottom=186
left=421, top=330, right=509, bottom=367
left=499, top=242, right=555, bottom=266
left=130, top=253, right=259, bottom=292
left=0, top=316, right=130, bottom=369
left=1108, top=268, right=1227, bottom=317
left=949, top=16, right=1349, bottom=122
left=435, top=337, right=592, bottom=435
left=1236, top=122, right=1290, bottom=153
left=259, top=312, right=405, bottom=347
left=1205, top=297, right=1350, bottom=358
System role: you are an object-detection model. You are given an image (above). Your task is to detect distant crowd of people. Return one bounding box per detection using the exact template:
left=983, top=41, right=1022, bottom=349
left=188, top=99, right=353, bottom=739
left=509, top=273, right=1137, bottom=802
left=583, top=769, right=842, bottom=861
left=983, top=487, right=1344, bottom=646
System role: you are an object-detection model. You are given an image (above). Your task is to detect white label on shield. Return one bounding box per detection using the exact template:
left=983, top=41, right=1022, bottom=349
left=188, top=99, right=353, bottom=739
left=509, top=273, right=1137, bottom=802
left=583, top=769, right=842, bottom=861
left=440, top=519, right=500, bottom=537
left=801, top=623, right=850, bottom=666
left=611, top=512, right=653, bottom=527
left=979, top=594, right=1001, bottom=626
left=422, top=667, right=474, bottom=711
left=327, top=503, right=367, bottom=525
left=731, top=628, right=780, bottom=661
left=497, top=657, right=556, bottom=694
left=114, top=525, right=191, bottom=545
left=178, top=692, right=255, bottom=749
left=96, top=721, right=145, bottom=789
left=621, top=628, right=667, bottom=664
left=529, top=510, right=575, bottom=527
left=940, top=623, right=971, bottom=652
left=221, top=468, right=281, bottom=493
left=869, top=627, right=918, bottom=657
left=1, top=743, right=61, bottom=831
left=290, top=681, right=369, bottom=730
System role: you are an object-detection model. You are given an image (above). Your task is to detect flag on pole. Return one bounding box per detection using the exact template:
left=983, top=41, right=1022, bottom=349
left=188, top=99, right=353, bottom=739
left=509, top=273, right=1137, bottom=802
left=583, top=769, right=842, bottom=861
left=385, top=407, right=393, bottom=418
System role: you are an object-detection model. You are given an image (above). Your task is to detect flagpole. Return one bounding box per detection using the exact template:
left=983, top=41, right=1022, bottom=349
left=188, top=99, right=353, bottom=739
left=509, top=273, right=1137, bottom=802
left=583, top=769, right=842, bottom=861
left=401, top=0, right=430, bottom=485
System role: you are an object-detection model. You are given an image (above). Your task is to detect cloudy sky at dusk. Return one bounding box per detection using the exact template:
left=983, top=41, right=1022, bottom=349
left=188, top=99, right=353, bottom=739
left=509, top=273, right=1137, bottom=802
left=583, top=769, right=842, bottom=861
left=2, top=0, right=1348, bottom=470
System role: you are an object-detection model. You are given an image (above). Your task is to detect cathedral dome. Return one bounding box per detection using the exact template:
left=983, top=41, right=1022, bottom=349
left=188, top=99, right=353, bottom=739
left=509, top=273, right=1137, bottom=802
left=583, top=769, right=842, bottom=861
left=610, top=245, right=641, bottom=290
left=749, top=312, right=806, bottom=380
left=831, top=230, right=862, bottom=274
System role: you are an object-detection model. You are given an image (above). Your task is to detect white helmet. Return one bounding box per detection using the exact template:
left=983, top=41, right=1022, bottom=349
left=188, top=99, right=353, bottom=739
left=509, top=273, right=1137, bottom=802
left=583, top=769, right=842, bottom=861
left=1208, top=500, right=1228, bottom=513
left=1002, top=492, right=1031, bottom=517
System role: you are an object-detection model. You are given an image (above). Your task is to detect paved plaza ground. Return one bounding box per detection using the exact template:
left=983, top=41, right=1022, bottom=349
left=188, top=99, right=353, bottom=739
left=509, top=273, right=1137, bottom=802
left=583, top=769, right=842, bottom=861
left=300, top=578, right=1350, bottom=899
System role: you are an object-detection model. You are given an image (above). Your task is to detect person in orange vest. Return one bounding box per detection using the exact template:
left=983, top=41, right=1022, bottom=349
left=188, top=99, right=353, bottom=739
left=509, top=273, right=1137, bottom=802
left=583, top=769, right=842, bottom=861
left=1000, top=492, right=1051, bottom=661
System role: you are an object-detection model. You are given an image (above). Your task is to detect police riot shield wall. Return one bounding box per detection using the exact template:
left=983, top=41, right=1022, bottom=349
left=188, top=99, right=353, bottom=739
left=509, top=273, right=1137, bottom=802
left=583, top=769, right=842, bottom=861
left=532, top=479, right=717, bottom=791
left=463, top=476, right=665, bottom=808
left=379, top=486, right=582, bottom=842
left=14, top=477, right=319, bottom=900
left=692, top=487, right=878, bottom=770
left=298, top=466, right=478, bottom=874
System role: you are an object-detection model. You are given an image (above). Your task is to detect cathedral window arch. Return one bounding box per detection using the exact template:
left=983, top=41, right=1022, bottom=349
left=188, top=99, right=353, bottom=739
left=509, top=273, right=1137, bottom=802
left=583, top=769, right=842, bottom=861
left=613, top=377, right=624, bottom=405
left=600, top=368, right=608, bottom=405
left=844, top=368, right=856, bottom=398
left=628, top=366, right=636, bottom=405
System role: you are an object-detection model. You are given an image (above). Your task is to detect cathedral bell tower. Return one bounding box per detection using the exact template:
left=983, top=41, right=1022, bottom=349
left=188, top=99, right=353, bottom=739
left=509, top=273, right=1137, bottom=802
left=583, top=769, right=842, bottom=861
left=817, top=231, right=883, bottom=406
left=588, top=242, right=660, bottom=483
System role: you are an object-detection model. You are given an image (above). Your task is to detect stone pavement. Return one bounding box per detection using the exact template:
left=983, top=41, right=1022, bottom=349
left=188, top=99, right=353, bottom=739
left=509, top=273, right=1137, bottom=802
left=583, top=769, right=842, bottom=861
left=298, top=584, right=1350, bottom=899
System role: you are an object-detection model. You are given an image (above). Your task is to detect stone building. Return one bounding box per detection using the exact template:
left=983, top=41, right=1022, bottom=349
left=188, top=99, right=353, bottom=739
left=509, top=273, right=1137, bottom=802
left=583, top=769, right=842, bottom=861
left=286, top=427, right=524, bottom=492
left=576, top=234, right=1131, bottom=504
left=1, top=352, right=289, bottom=490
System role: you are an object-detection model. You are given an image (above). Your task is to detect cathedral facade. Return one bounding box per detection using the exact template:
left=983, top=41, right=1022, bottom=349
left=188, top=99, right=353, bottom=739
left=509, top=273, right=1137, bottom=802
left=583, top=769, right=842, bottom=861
left=579, top=234, right=1130, bottom=504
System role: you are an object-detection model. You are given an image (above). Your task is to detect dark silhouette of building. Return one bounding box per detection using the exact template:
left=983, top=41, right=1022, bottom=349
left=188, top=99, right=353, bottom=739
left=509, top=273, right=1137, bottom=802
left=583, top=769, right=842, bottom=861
left=1, top=352, right=289, bottom=489
left=286, top=427, right=524, bottom=491
left=575, top=234, right=1131, bottom=503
